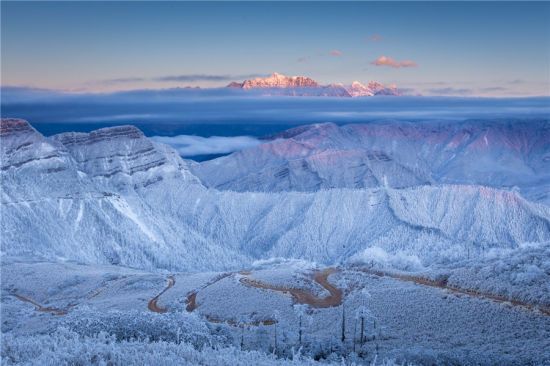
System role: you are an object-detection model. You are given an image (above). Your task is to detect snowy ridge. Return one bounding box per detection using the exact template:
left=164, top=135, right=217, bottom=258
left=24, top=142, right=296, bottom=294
left=386, top=185, right=550, bottom=247
left=1, top=118, right=68, bottom=173
left=2, top=119, right=549, bottom=272
left=227, top=73, right=401, bottom=97
left=0, top=119, right=99, bottom=202
left=242, top=72, right=319, bottom=89
left=52, top=125, right=200, bottom=190
left=192, top=120, right=550, bottom=204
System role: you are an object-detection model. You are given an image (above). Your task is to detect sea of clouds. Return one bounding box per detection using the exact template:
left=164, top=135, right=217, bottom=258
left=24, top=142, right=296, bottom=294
left=3, top=86, right=549, bottom=159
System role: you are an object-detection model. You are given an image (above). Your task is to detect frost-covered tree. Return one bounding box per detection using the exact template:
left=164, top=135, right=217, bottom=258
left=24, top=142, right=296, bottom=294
left=355, top=288, right=372, bottom=347
left=293, top=304, right=308, bottom=347
left=237, top=313, right=251, bottom=350
left=272, top=309, right=281, bottom=354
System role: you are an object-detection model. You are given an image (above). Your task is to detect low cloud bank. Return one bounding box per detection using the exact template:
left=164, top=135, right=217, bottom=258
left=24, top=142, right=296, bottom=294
left=151, top=134, right=262, bottom=156
left=1, top=87, right=549, bottom=133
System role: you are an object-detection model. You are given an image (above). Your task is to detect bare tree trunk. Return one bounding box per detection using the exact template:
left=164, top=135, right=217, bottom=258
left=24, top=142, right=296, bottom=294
left=353, top=319, right=357, bottom=353
left=298, top=315, right=302, bottom=346
left=360, top=316, right=365, bottom=346
left=341, top=304, right=346, bottom=344
left=240, top=326, right=244, bottom=349
left=274, top=323, right=277, bottom=354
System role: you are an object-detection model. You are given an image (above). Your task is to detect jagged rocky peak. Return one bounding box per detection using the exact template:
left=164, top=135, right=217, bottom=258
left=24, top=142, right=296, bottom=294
left=373, top=82, right=400, bottom=96
left=227, top=73, right=401, bottom=96
left=347, top=81, right=400, bottom=96
left=347, top=81, right=375, bottom=97
left=241, top=72, right=319, bottom=89
left=367, top=81, right=385, bottom=91
left=319, top=84, right=352, bottom=97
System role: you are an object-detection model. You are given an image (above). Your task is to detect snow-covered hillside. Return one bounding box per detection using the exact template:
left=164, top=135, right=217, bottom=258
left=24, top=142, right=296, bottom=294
left=2, top=260, right=549, bottom=365
left=2, top=118, right=550, bottom=365
left=192, top=121, right=550, bottom=204
left=2, top=119, right=549, bottom=273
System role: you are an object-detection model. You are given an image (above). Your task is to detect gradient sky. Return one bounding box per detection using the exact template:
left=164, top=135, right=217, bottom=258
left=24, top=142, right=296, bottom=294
left=2, top=1, right=549, bottom=96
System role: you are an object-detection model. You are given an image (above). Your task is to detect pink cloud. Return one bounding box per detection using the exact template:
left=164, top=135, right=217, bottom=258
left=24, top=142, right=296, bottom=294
left=329, top=50, right=342, bottom=57
left=371, top=56, right=417, bottom=68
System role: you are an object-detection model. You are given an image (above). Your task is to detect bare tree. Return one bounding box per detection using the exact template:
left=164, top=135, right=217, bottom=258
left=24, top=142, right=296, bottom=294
left=353, top=316, right=357, bottom=353
left=341, top=302, right=346, bottom=344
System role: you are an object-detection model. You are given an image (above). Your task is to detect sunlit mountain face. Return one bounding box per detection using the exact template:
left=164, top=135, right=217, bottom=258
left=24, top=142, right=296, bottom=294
left=2, top=1, right=550, bottom=365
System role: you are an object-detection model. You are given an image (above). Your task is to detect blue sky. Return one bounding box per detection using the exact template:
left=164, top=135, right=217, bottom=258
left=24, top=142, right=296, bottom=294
left=2, top=1, right=549, bottom=96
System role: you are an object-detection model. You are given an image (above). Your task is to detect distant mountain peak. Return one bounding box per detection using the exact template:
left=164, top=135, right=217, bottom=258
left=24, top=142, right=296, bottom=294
left=348, top=81, right=374, bottom=97
left=227, top=73, right=401, bottom=97
left=240, top=72, right=319, bottom=89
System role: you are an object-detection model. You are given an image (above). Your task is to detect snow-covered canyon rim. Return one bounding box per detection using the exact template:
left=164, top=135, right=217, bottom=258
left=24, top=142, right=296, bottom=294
left=1, top=117, right=549, bottom=274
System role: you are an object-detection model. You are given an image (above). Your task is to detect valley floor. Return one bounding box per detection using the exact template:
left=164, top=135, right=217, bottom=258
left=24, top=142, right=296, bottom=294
left=2, top=258, right=549, bottom=365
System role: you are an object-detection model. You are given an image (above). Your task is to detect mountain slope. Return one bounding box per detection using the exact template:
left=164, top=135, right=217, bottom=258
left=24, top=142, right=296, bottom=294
left=2, top=119, right=549, bottom=272
left=191, top=120, right=550, bottom=204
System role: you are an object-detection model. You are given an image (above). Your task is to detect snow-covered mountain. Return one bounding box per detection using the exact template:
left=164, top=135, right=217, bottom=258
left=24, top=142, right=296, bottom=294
left=2, top=119, right=549, bottom=272
left=241, top=72, right=319, bottom=89
left=192, top=121, right=550, bottom=204
left=227, top=73, right=401, bottom=97
left=345, top=81, right=400, bottom=97
left=347, top=81, right=375, bottom=97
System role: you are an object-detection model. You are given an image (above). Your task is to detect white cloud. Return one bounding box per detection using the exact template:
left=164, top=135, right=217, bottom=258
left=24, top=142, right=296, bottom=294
left=151, top=134, right=262, bottom=156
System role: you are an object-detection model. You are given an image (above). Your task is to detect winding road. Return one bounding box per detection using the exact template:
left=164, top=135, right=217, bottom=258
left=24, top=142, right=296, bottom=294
left=357, top=267, right=550, bottom=316
left=10, top=275, right=130, bottom=316
left=239, top=268, right=343, bottom=308
left=185, top=272, right=233, bottom=312
left=11, top=293, right=74, bottom=316
left=184, top=268, right=343, bottom=312
left=147, top=275, right=176, bottom=313
left=181, top=268, right=343, bottom=327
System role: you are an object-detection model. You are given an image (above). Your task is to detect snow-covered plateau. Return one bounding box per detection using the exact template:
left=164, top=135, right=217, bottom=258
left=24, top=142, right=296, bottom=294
left=1, top=118, right=549, bottom=365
